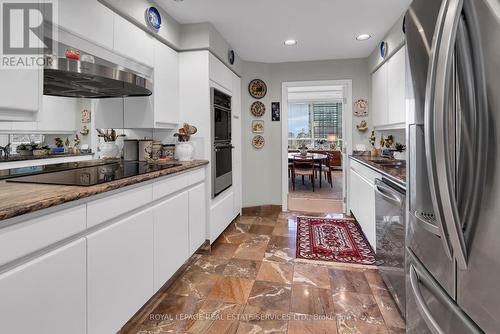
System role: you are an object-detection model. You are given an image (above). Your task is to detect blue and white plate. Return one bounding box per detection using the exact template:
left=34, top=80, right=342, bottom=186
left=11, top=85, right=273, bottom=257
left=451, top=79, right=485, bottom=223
left=146, top=7, right=162, bottom=30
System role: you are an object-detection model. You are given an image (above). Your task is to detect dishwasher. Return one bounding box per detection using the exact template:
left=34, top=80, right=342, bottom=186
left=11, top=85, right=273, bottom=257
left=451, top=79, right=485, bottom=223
left=374, top=178, right=406, bottom=317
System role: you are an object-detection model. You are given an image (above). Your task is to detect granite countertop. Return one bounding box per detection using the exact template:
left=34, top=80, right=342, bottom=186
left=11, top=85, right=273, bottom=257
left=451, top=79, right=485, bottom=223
left=0, top=152, right=93, bottom=163
left=0, top=160, right=208, bottom=221
left=349, top=154, right=406, bottom=187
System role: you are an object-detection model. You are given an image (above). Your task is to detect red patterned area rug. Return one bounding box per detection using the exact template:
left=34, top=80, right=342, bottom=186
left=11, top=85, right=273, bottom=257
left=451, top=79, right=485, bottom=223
left=296, top=216, right=376, bottom=265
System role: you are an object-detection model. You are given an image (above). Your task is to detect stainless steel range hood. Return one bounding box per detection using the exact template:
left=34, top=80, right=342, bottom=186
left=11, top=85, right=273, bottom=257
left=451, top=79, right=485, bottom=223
left=44, top=58, right=152, bottom=98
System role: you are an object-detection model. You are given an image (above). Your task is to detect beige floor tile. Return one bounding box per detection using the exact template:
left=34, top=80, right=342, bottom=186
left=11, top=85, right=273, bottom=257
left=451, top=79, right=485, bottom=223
left=208, top=276, right=255, bottom=304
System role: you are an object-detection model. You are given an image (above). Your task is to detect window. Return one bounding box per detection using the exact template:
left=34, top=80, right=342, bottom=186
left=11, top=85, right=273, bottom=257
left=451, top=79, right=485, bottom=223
left=288, top=102, right=342, bottom=149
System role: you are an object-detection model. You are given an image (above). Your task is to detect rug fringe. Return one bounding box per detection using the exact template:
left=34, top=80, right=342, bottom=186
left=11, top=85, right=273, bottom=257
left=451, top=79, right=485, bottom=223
left=293, top=258, right=377, bottom=270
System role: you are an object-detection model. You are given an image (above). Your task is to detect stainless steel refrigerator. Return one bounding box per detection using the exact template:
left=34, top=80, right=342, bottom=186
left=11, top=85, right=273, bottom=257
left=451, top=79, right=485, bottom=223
left=406, top=0, right=499, bottom=332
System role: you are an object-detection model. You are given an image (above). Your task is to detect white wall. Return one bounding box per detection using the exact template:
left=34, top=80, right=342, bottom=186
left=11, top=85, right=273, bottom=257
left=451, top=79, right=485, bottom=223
left=241, top=58, right=370, bottom=207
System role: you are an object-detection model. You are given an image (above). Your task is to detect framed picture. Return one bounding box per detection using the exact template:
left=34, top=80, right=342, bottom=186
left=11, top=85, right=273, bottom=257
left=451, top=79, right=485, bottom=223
left=81, top=109, right=91, bottom=123
left=252, top=120, right=264, bottom=133
left=271, top=102, right=280, bottom=121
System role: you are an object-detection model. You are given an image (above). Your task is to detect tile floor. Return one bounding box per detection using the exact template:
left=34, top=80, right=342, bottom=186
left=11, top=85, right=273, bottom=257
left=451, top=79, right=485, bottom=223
left=119, top=210, right=405, bottom=334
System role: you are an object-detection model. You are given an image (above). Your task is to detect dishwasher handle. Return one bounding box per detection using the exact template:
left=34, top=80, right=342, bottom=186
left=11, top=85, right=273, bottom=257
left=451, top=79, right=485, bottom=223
left=375, top=180, right=404, bottom=207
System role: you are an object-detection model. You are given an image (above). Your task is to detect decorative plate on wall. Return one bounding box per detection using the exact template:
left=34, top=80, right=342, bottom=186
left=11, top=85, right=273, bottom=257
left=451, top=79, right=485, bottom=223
left=251, top=101, right=266, bottom=117
left=228, top=50, right=235, bottom=65
left=353, top=99, right=369, bottom=116
left=248, top=79, right=267, bottom=99
left=380, top=41, right=388, bottom=59
left=145, top=7, right=162, bottom=31
left=252, top=135, right=265, bottom=149
left=252, top=120, right=264, bottom=133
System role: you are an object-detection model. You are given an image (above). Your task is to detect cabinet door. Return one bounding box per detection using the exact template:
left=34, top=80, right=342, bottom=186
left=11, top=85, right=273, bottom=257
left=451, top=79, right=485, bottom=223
left=58, top=0, right=114, bottom=48
left=124, top=96, right=154, bottom=128
left=93, top=98, right=124, bottom=129
left=113, top=14, right=154, bottom=67
left=209, top=54, right=233, bottom=92
left=231, top=74, right=242, bottom=216
left=0, top=239, right=86, bottom=334
left=189, top=183, right=207, bottom=254
left=153, top=191, right=189, bottom=291
left=349, top=168, right=376, bottom=249
left=153, top=40, right=179, bottom=127
left=87, top=207, right=154, bottom=334
left=0, top=68, right=40, bottom=121
left=387, top=47, right=407, bottom=125
left=37, top=96, right=78, bottom=132
left=371, top=64, right=388, bottom=127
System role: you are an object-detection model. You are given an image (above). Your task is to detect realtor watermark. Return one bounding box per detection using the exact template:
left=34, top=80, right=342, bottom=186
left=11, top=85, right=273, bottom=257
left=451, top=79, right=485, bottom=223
left=0, top=0, right=58, bottom=69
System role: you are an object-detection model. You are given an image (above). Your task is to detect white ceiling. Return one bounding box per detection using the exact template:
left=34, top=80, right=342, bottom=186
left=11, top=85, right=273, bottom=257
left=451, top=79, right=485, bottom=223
left=157, top=0, right=411, bottom=63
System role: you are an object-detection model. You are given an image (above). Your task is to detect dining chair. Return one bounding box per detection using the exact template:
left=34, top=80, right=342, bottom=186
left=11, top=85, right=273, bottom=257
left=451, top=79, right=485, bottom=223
left=292, top=158, right=315, bottom=192
left=322, top=152, right=334, bottom=187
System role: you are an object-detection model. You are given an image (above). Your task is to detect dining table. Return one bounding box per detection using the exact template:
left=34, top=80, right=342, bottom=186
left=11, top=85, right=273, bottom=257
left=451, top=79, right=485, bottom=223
left=288, top=153, right=328, bottom=188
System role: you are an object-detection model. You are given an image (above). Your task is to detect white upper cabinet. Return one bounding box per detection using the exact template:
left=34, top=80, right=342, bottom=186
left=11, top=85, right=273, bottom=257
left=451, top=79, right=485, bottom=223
left=124, top=40, right=179, bottom=129
left=57, top=0, right=114, bottom=48
left=0, top=68, right=41, bottom=121
left=153, top=40, right=180, bottom=126
left=371, top=46, right=407, bottom=128
left=209, top=54, right=233, bottom=93
left=113, top=14, right=155, bottom=67
left=94, top=98, right=124, bottom=129
left=372, top=63, right=388, bottom=127
left=387, top=46, right=407, bottom=125
left=37, top=96, right=78, bottom=132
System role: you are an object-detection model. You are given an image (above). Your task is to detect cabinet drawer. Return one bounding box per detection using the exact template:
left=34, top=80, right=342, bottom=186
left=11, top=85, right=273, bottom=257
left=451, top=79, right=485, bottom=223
left=0, top=205, right=86, bottom=267
left=152, top=168, right=205, bottom=201
left=87, top=185, right=152, bottom=228
left=186, top=168, right=205, bottom=186
left=153, top=174, right=188, bottom=201
left=350, top=159, right=381, bottom=184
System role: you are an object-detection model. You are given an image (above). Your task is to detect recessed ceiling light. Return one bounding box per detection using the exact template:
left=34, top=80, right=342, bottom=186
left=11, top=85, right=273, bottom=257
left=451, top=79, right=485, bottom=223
left=284, top=39, right=297, bottom=46
left=356, top=34, right=371, bottom=41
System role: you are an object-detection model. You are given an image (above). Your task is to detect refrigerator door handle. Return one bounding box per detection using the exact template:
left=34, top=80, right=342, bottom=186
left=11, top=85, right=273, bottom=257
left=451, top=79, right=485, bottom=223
left=424, top=0, right=455, bottom=260
left=409, top=264, right=445, bottom=334
left=408, top=249, right=484, bottom=334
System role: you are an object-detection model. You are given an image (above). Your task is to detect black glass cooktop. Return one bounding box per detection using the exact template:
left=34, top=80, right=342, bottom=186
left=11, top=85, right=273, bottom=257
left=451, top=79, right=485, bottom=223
left=6, top=161, right=181, bottom=186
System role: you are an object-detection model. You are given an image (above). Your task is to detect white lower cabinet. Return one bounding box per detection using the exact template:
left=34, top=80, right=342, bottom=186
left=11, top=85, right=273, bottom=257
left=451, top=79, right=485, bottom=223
left=349, top=166, right=377, bottom=249
left=189, top=183, right=207, bottom=254
left=87, top=207, right=154, bottom=334
left=0, top=238, right=86, bottom=334
left=153, top=191, right=189, bottom=291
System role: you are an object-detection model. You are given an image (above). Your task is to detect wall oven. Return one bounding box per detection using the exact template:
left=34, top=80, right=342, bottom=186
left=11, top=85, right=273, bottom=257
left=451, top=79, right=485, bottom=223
left=211, top=88, right=233, bottom=197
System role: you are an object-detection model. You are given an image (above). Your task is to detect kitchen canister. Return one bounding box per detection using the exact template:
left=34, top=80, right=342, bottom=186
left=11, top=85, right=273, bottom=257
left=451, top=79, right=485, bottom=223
left=175, top=142, right=194, bottom=161
left=138, top=139, right=153, bottom=161
left=123, top=140, right=139, bottom=161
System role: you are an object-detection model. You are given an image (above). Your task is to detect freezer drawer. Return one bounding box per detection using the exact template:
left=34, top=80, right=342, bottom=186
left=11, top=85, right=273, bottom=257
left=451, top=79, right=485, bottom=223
left=406, top=249, right=482, bottom=334
left=407, top=212, right=454, bottom=297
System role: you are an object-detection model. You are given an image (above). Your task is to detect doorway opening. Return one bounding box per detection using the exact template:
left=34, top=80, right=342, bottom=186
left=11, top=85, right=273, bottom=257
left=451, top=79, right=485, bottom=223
left=281, top=80, right=352, bottom=213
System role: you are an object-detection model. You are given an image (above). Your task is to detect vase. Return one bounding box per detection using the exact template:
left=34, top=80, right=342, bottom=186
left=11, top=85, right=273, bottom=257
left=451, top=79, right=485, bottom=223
left=99, top=142, right=119, bottom=159
left=175, top=142, right=194, bottom=161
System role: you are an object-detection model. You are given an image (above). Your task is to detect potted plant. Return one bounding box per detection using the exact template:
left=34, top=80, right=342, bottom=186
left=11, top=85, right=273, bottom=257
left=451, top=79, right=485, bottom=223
left=16, top=143, right=34, bottom=156
left=33, top=144, right=50, bottom=157
left=174, top=123, right=197, bottom=161
left=297, top=141, right=308, bottom=156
